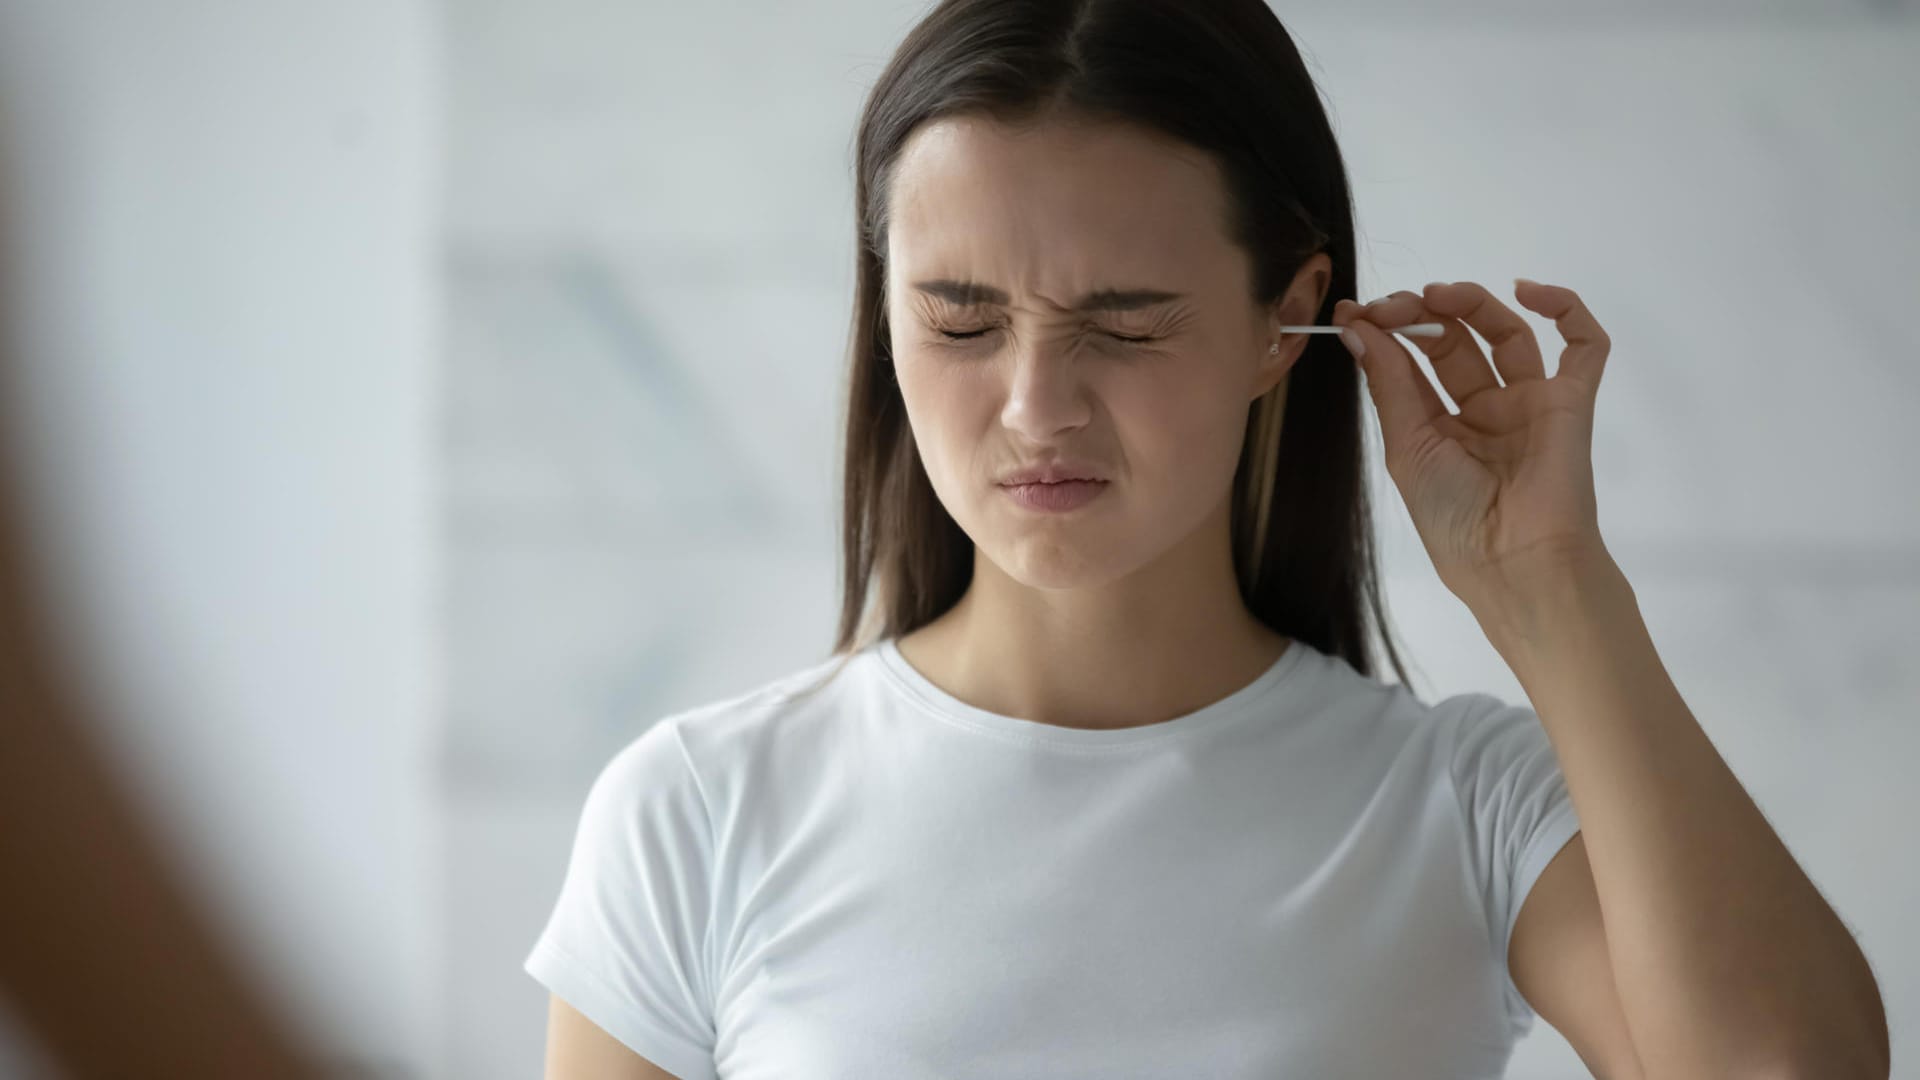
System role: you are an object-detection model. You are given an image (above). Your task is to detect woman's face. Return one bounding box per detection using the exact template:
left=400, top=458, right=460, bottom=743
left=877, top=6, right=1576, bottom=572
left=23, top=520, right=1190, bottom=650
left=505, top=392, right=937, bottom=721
left=885, top=113, right=1320, bottom=590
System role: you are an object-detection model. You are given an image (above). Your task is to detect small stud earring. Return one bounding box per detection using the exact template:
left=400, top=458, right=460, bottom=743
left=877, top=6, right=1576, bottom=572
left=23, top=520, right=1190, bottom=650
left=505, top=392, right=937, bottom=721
left=1269, top=343, right=1279, bottom=354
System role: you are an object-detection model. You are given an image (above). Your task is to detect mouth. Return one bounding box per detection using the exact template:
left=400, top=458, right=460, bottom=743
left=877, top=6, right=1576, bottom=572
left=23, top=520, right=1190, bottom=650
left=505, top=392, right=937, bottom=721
left=995, top=466, right=1111, bottom=486
left=999, top=478, right=1109, bottom=512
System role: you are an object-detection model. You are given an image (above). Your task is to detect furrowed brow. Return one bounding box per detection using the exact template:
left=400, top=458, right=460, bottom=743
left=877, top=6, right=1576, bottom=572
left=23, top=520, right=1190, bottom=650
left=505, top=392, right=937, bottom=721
left=911, top=279, right=1185, bottom=313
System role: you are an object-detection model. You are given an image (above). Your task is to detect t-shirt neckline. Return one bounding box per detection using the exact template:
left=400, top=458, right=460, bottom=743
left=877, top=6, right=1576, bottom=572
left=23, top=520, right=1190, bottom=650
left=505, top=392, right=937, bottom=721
left=874, top=635, right=1311, bottom=749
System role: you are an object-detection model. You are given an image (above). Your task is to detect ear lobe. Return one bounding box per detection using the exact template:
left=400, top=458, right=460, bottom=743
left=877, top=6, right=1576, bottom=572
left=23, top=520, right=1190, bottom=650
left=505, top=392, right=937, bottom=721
left=1252, top=348, right=1291, bottom=400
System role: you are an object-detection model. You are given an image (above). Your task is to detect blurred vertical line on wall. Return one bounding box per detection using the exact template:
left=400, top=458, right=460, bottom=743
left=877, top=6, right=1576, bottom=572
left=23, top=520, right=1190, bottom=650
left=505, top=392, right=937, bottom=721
left=0, top=103, right=332, bottom=1080
left=0, top=2, right=442, bottom=1076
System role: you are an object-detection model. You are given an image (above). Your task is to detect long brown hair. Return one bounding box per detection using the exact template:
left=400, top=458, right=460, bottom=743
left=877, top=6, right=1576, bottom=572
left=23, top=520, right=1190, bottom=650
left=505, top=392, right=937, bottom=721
left=813, top=0, right=1414, bottom=694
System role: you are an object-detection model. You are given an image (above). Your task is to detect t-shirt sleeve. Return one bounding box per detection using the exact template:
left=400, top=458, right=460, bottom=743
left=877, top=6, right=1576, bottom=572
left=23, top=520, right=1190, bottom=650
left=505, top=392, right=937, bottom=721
left=1445, top=693, right=1583, bottom=1023
left=524, top=718, right=719, bottom=1080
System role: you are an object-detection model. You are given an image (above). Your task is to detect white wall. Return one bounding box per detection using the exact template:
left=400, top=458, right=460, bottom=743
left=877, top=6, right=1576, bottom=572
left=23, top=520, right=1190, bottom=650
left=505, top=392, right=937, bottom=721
left=0, top=3, right=439, bottom=1076
left=441, top=3, right=1917, bottom=1078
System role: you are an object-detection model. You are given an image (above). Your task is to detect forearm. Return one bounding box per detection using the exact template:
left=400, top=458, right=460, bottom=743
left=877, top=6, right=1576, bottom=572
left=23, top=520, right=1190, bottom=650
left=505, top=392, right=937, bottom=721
left=1472, top=557, right=1889, bottom=1078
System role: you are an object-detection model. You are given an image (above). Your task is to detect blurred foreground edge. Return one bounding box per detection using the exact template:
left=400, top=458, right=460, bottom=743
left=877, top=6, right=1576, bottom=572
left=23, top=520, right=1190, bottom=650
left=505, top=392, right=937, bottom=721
left=0, top=144, right=337, bottom=1078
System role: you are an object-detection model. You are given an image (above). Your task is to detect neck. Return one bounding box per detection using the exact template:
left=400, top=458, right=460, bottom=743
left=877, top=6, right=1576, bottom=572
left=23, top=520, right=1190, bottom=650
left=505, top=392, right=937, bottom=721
left=893, top=504, right=1290, bottom=731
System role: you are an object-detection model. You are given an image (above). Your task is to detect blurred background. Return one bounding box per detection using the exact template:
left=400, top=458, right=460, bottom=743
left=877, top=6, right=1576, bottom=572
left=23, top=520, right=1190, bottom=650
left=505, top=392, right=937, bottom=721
left=0, top=1, right=1914, bottom=1077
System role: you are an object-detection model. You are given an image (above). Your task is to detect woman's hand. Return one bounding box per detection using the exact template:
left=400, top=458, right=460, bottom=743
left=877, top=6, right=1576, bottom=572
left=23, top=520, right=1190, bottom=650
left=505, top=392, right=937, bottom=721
left=1331, top=279, right=1616, bottom=612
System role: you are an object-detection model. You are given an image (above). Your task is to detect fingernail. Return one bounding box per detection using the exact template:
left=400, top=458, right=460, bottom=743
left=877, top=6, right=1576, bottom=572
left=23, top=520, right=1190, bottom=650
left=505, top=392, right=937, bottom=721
left=1340, top=327, right=1365, bottom=359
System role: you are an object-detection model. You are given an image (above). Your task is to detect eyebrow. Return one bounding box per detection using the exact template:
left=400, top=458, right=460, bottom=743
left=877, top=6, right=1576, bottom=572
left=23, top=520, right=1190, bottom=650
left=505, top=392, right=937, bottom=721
left=911, top=278, right=1187, bottom=313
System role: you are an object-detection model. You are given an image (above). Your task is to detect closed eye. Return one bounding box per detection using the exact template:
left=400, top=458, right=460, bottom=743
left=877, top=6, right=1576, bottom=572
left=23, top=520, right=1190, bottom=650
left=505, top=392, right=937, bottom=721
left=937, top=328, right=1158, bottom=345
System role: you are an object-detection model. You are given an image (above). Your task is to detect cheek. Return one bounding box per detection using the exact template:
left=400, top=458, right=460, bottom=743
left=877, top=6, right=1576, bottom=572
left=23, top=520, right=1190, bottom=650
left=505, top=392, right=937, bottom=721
left=1114, top=381, right=1250, bottom=496
left=893, top=363, right=988, bottom=483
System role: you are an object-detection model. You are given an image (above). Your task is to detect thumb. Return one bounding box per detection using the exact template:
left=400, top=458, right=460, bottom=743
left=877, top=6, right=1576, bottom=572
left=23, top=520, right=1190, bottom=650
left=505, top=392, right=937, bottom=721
left=1343, top=318, right=1447, bottom=456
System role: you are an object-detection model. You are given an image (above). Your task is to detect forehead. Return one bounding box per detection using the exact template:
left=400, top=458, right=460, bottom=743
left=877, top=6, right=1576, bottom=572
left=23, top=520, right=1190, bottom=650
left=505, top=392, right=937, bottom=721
left=885, top=115, right=1231, bottom=296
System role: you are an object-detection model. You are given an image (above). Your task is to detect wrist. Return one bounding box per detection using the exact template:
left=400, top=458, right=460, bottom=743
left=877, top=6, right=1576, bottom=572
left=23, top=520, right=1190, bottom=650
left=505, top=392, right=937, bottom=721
left=1462, top=549, right=1637, bottom=664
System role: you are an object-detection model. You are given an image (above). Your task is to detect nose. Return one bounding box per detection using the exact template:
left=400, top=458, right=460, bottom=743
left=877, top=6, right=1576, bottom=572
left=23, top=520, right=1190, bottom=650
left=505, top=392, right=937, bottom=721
left=999, top=335, right=1094, bottom=440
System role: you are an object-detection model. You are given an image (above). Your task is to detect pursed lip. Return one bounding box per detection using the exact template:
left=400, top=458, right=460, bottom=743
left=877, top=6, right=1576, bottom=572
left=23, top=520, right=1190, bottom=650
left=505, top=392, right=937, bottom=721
left=996, top=462, right=1109, bottom=485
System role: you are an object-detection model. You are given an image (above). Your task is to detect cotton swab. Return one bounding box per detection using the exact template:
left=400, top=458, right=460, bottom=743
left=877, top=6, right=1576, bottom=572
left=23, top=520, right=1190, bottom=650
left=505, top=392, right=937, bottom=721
left=1279, top=322, right=1445, bottom=338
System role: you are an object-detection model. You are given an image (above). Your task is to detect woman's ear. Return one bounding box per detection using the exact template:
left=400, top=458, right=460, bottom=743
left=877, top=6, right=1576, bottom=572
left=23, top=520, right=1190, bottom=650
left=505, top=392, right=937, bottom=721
left=1260, top=251, right=1334, bottom=377
left=1251, top=342, right=1290, bottom=400
left=1279, top=251, right=1333, bottom=331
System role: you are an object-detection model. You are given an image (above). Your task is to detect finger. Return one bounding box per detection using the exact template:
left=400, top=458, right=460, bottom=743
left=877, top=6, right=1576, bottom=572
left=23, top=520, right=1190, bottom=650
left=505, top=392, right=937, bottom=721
left=1339, top=311, right=1449, bottom=454
left=1421, top=280, right=1547, bottom=384
left=1362, top=289, right=1500, bottom=407
left=1511, top=279, right=1611, bottom=392
left=1346, top=299, right=1452, bottom=421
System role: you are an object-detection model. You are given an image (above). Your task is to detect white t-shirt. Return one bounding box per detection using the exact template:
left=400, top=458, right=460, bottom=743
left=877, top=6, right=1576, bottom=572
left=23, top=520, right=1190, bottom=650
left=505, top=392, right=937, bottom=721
left=525, top=635, right=1581, bottom=1079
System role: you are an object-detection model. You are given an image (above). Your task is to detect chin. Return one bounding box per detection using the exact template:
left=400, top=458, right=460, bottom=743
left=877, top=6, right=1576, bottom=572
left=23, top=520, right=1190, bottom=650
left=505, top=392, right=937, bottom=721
left=989, top=538, right=1132, bottom=590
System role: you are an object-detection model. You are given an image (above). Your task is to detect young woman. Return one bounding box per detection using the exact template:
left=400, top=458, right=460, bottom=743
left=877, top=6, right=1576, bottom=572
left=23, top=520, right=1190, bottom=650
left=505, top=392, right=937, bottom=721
left=528, top=1, right=1888, bottom=1077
